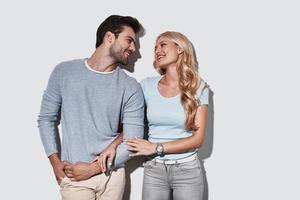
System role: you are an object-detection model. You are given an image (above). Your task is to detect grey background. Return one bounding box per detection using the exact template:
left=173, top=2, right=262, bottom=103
left=1, top=0, right=299, bottom=199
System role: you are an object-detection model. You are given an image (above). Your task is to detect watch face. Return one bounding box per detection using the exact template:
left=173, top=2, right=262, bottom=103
left=157, top=146, right=163, bottom=153
left=156, top=144, right=163, bottom=155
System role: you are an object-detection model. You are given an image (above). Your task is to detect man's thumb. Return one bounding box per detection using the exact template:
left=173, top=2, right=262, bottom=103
left=107, top=157, right=113, bottom=169
left=62, top=161, right=70, bottom=166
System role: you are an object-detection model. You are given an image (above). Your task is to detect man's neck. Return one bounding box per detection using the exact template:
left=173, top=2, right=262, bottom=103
left=87, top=47, right=117, bottom=72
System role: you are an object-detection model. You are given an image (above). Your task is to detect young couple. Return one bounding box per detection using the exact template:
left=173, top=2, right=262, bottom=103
left=38, top=15, right=209, bottom=200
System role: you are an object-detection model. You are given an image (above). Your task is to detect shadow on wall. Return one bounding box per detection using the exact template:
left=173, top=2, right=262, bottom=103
left=198, top=89, right=215, bottom=200
left=123, top=157, right=145, bottom=200
left=120, top=27, right=146, bottom=73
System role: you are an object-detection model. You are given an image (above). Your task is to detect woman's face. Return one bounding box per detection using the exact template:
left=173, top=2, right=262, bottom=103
left=154, top=36, right=182, bottom=69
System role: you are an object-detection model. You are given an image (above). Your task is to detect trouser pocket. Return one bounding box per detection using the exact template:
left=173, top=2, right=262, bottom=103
left=177, top=158, right=203, bottom=184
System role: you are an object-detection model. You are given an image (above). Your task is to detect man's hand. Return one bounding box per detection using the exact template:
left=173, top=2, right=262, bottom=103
left=64, top=161, right=101, bottom=181
left=49, top=154, right=67, bottom=185
left=53, top=162, right=67, bottom=185
left=97, top=145, right=116, bottom=172
left=95, top=132, right=123, bottom=172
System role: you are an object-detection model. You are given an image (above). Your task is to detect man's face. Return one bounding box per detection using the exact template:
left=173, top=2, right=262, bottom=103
left=110, top=26, right=136, bottom=65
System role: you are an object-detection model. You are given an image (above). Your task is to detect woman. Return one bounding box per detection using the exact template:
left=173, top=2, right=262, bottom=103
left=125, top=31, right=209, bottom=200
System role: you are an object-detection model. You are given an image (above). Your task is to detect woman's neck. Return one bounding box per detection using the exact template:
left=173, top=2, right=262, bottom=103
left=162, top=66, right=179, bottom=88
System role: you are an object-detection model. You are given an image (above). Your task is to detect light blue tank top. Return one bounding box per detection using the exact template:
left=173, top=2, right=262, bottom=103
left=140, top=76, right=209, bottom=160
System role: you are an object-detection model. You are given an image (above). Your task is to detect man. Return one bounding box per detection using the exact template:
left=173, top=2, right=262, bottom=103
left=37, top=15, right=144, bottom=200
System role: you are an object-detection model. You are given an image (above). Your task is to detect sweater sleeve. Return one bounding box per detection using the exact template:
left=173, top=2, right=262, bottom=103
left=113, top=82, right=145, bottom=167
left=37, top=64, right=62, bottom=157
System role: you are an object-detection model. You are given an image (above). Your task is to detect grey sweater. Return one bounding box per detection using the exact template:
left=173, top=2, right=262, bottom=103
left=38, top=59, right=144, bottom=167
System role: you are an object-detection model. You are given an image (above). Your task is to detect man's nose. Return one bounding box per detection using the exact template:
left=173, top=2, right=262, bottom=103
left=130, top=42, right=136, bottom=52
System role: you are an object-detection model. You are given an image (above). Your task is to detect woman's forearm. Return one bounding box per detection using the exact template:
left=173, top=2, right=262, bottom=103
left=161, top=105, right=208, bottom=154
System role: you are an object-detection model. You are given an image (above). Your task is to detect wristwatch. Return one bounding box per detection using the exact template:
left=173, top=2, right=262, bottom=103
left=155, top=143, right=164, bottom=157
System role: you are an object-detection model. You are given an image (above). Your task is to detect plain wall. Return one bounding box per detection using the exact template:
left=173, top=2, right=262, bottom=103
left=1, top=0, right=299, bottom=199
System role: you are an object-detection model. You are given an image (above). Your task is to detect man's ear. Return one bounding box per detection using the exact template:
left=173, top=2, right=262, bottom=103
left=105, top=31, right=115, bottom=44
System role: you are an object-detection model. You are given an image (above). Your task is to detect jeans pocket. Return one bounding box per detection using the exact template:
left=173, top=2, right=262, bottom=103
left=177, top=159, right=203, bottom=185
left=142, top=160, right=155, bottom=169
left=178, top=159, right=199, bottom=171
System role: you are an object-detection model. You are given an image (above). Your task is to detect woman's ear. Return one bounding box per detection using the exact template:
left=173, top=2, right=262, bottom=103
left=177, top=46, right=183, bottom=54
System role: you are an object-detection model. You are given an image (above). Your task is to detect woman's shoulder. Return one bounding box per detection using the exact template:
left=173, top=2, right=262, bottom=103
left=140, top=76, right=161, bottom=87
left=199, top=79, right=209, bottom=91
left=197, top=78, right=210, bottom=105
left=140, top=76, right=160, bottom=83
left=139, top=76, right=161, bottom=99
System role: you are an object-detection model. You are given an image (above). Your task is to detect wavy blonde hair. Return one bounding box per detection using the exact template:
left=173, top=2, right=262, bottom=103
left=154, top=31, right=203, bottom=130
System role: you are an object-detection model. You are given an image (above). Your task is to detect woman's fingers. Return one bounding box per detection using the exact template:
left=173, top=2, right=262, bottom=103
left=126, top=140, right=147, bottom=155
left=129, top=152, right=140, bottom=157
left=125, top=140, right=139, bottom=145
left=125, top=140, right=143, bottom=147
left=136, top=138, right=146, bottom=142
left=125, top=138, right=146, bottom=143
left=127, top=146, right=139, bottom=152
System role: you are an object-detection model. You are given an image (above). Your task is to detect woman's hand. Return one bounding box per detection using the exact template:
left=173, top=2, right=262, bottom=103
left=125, top=138, right=156, bottom=157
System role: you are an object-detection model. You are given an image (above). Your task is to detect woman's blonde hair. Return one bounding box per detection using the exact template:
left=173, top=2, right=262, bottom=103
left=154, top=31, right=203, bottom=130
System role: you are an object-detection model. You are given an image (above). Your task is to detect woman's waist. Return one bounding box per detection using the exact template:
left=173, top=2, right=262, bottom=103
left=148, top=133, right=192, bottom=142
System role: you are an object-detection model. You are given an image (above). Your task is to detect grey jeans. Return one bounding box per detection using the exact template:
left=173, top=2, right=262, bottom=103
left=142, top=157, right=204, bottom=200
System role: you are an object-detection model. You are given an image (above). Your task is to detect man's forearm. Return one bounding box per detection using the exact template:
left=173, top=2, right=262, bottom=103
left=89, top=162, right=102, bottom=175
left=49, top=153, right=62, bottom=166
left=38, top=64, right=62, bottom=157
left=109, top=132, right=124, bottom=149
left=114, top=124, right=144, bottom=167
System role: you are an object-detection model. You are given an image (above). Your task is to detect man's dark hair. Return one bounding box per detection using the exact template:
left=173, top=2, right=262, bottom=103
left=95, top=15, right=141, bottom=48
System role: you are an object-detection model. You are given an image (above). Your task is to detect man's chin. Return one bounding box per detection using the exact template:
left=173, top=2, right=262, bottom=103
left=118, top=59, right=129, bottom=66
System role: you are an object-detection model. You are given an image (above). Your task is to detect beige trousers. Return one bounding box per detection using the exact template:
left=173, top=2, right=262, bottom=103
left=59, top=167, right=125, bottom=200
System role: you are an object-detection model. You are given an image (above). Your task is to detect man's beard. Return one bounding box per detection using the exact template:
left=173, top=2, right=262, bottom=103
left=110, top=45, right=129, bottom=65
